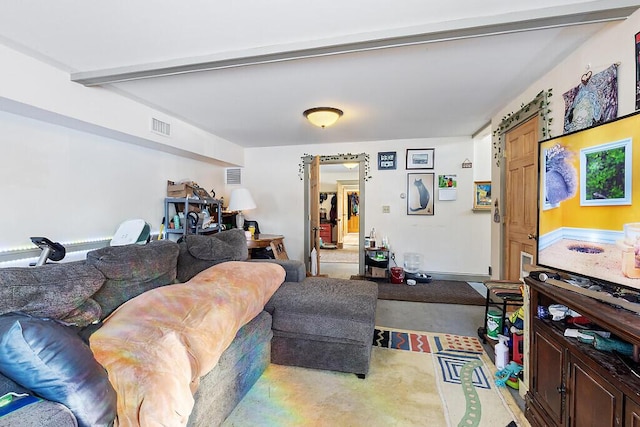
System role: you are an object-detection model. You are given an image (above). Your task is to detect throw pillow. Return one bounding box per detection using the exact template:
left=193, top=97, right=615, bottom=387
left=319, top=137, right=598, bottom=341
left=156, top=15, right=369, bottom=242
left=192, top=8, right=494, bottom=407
left=0, top=313, right=116, bottom=427
left=0, top=261, right=104, bottom=323
left=185, top=229, right=249, bottom=261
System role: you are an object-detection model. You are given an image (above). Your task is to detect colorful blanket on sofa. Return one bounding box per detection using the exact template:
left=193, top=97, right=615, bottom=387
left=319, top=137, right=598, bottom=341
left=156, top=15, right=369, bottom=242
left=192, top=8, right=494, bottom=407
left=89, top=261, right=285, bottom=427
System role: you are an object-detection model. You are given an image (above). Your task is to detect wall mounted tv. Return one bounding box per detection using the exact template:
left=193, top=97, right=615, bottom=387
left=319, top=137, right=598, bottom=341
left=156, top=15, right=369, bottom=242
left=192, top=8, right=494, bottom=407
left=537, top=111, right=640, bottom=291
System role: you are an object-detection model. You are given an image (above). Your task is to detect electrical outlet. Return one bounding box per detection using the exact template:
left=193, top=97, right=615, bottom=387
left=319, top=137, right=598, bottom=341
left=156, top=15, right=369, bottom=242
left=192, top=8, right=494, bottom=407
left=382, top=205, right=390, bottom=213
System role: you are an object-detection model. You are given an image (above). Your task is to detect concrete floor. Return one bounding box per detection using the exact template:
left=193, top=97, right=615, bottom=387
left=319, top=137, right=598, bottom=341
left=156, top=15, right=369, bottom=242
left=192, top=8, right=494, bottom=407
left=320, top=262, right=487, bottom=337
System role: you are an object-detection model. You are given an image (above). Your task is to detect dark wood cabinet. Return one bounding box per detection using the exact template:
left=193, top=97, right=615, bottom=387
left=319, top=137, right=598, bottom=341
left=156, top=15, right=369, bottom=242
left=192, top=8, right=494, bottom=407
left=530, top=327, right=566, bottom=426
left=526, top=278, right=640, bottom=427
left=626, top=398, right=640, bottom=427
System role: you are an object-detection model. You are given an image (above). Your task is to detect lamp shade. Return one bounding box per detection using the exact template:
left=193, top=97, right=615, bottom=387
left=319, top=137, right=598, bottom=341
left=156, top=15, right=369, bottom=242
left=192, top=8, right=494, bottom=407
left=303, top=107, right=343, bottom=128
left=228, top=188, right=257, bottom=212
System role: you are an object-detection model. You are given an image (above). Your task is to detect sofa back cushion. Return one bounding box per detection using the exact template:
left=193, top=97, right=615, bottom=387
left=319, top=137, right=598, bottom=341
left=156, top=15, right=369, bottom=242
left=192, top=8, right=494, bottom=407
left=176, top=229, right=249, bottom=282
left=0, top=261, right=104, bottom=325
left=87, top=240, right=179, bottom=318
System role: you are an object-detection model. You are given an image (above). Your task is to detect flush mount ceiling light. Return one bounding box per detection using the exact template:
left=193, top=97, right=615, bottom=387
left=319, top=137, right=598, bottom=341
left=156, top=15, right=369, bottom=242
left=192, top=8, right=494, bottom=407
left=303, top=107, right=343, bottom=128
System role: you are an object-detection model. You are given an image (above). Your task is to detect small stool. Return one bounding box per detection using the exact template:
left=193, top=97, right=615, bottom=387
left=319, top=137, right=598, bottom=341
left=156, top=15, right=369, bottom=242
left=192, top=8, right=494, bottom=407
left=478, top=280, right=523, bottom=343
left=265, top=277, right=378, bottom=378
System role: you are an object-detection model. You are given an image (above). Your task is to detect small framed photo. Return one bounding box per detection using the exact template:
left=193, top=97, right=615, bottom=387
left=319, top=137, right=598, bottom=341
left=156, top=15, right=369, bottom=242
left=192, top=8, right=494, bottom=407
left=378, top=151, right=397, bottom=170
left=407, top=173, right=434, bottom=215
left=406, top=148, right=434, bottom=169
left=473, top=181, right=492, bottom=210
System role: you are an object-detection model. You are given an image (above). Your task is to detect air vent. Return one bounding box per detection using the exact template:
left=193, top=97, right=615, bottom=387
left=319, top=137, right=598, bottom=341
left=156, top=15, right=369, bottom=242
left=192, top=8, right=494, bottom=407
left=225, top=168, right=242, bottom=185
left=151, top=117, right=171, bottom=136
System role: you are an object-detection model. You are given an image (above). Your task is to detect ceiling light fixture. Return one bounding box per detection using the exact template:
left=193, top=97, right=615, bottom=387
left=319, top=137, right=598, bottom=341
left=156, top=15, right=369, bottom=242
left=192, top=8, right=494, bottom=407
left=303, top=107, right=343, bottom=128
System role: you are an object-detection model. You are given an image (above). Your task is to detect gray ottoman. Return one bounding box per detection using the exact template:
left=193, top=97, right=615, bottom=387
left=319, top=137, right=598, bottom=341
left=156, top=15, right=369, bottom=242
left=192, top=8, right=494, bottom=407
left=265, top=277, right=378, bottom=378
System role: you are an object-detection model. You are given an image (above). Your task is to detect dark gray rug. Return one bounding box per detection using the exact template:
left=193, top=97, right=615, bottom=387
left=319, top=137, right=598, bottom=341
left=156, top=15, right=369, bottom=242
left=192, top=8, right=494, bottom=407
left=351, top=276, right=485, bottom=305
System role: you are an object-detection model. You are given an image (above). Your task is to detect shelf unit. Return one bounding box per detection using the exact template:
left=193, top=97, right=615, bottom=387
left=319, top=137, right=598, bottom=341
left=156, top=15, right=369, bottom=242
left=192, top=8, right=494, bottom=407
left=164, top=197, right=222, bottom=239
left=364, top=247, right=389, bottom=279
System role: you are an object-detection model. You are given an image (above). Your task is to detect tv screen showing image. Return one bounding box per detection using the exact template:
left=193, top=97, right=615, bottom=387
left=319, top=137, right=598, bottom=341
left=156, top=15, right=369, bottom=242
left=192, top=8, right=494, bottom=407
left=537, top=111, right=640, bottom=290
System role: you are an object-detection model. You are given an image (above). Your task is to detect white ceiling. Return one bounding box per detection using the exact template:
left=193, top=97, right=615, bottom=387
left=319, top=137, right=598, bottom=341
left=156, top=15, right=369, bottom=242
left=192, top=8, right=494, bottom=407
left=1, top=1, right=639, bottom=148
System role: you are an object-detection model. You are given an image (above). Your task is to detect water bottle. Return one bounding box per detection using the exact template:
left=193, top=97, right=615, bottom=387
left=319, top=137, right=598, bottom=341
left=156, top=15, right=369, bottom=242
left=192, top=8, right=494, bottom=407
left=495, top=334, right=510, bottom=370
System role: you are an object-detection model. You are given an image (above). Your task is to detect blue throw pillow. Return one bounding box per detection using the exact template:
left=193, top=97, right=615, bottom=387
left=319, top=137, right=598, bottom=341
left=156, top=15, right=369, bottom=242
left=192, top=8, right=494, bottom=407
left=0, top=313, right=116, bottom=427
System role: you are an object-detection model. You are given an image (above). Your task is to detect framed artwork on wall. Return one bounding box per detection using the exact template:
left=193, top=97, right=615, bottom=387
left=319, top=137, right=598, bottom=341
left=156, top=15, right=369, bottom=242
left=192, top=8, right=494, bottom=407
left=378, top=151, right=397, bottom=170
left=406, top=148, right=434, bottom=169
left=407, top=173, right=434, bottom=215
left=473, top=181, right=492, bottom=210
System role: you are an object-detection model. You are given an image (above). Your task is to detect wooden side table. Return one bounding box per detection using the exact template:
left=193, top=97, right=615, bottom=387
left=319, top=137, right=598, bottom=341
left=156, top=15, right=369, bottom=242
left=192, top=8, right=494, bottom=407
left=246, top=234, right=286, bottom=259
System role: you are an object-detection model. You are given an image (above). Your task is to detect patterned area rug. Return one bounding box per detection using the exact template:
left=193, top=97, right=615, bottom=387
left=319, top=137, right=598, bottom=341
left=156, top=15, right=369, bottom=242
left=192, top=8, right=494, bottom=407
left=223, top=328, right=522, bottom=427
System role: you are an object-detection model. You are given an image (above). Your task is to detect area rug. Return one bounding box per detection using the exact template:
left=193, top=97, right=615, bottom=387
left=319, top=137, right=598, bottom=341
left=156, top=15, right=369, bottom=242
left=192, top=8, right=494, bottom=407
left=222, top=327, right=522, bottom=427
left=319, top=246, right=359, bottom=263
left=351, top=277, right=486, bottom=306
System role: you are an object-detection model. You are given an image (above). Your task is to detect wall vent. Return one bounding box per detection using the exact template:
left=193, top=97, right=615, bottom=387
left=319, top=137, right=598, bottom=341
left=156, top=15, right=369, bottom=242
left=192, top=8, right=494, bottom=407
left=225, top=168, right=242, bottom=185
left=151, top=117, right=171, bottom=136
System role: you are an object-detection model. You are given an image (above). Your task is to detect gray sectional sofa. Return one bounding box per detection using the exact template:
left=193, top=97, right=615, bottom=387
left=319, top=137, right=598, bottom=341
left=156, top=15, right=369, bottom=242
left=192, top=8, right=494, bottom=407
left=0, top=229, right=377, bottom=426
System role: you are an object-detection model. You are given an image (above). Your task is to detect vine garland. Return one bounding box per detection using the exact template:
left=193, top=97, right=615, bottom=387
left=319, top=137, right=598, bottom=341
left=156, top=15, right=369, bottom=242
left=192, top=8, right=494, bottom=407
left=492, top=89, right=553, bottom=167
left=298, top=152, right=372, bottom=181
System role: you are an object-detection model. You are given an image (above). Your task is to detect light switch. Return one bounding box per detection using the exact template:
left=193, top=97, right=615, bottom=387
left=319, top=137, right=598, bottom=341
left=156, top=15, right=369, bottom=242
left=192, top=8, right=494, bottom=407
left=382, top=205, right=391, bottom=213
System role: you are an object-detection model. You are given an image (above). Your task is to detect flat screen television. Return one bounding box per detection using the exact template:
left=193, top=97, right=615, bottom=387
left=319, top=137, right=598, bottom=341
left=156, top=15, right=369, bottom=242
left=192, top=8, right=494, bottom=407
left=536, top=111, right=640, bottom=291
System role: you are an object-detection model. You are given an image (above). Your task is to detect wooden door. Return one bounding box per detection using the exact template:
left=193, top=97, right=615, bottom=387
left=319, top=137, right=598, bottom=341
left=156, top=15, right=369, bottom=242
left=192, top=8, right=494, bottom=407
left=568, top=354, right=622, bottom=427
left=347, top=191, right=360, bottom=233
left=336, top=181, right=345, bottom=249
left=309, top=156, right=321, bottom=275
left=504, top=117, right=538, bottom=281
left=532, top=328, right=566, bottom=426
left=626, top=398, right=640, bottom=427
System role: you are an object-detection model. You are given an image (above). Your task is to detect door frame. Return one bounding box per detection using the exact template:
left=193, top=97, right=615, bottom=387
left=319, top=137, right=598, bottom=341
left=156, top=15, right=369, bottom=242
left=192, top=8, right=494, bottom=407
left=303, top=153, right=367, bottom=276
left=492, top=90, right=551, bottom=279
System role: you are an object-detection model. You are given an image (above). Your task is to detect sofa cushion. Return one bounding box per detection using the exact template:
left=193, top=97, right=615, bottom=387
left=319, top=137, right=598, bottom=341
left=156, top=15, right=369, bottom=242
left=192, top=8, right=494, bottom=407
left=176, top=229, right=249, bottom=282
left=0, top=261, right=105, bottom=326
left=0, top=313, right=116, bottom=427
left=87, top=240, right=179, bottom=318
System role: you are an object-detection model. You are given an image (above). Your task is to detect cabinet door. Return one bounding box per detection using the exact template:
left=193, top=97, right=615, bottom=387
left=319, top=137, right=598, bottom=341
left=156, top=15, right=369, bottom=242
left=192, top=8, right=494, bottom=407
left=567, top=354, right=623, bottom=427
left=532, top=328, right=566, bottom=426
left=626, top=397, right=640, bottom=427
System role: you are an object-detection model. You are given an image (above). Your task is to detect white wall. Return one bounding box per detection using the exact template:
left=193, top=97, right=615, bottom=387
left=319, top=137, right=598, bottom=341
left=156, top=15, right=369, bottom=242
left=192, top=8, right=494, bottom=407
left=490, top=11, right=640, bottom=276
left=243, top=137, right=492, bottom=278
left=0, top=42, right=244, bottom=167
left=0, top=110, right=225, bottom=251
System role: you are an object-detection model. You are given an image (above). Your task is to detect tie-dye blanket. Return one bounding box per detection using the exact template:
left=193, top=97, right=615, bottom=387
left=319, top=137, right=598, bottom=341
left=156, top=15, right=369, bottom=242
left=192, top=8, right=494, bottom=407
left=90, top=261, right=285, bottom=426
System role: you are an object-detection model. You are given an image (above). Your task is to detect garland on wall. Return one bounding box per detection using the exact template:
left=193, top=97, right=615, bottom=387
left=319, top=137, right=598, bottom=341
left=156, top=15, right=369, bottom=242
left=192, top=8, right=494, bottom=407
left=298, top=153, right=372, bottom=181
left=492, top=89, right=553, bottom=167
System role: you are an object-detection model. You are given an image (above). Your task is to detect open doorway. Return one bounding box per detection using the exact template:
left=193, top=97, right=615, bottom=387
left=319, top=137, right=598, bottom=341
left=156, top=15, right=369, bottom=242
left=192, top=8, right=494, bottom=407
left=303, top=154, right=366, bottom=278
left=318, top=178, right=359, bottom=279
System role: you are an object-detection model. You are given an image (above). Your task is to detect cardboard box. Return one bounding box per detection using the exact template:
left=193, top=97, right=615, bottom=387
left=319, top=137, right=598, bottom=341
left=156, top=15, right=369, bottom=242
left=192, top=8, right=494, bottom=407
left=167, top=180, right=196, bottom=198
left=370, top=267, right=387, bottom=278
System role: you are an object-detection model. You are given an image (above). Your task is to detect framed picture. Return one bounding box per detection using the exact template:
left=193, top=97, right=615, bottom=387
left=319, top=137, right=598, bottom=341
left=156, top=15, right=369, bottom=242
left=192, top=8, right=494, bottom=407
left=406, top=148, right=434, bottom=169
left=473, top=181, right=492, bottom=210
left=407, top=173, right=434, bottom=215
left=579, top=138, right=632, bottom=206
left=378, top=151, right=397, bottom=170
left=192, top=186, right=212, bottom=200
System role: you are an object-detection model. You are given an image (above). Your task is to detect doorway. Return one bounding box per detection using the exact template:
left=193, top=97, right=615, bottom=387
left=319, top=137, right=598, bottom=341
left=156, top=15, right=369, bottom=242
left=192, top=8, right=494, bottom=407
left=303, top=154, right=367, bottom=278
left=318, top=179, right=359, bottom=278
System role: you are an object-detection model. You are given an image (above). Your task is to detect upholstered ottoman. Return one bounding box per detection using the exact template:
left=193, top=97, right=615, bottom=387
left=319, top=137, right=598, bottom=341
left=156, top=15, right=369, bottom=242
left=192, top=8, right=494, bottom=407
left=265, top=277, right=378, bottom=378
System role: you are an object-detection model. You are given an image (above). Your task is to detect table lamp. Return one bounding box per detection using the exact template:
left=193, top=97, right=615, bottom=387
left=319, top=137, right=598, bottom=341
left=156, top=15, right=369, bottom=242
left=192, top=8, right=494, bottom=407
left=228, top=188, right=256, bottom=230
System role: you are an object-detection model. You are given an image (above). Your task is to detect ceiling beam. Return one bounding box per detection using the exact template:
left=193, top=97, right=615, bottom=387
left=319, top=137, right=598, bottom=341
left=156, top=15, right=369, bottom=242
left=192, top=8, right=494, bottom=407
left=71, top=5, right=639, bottom=86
